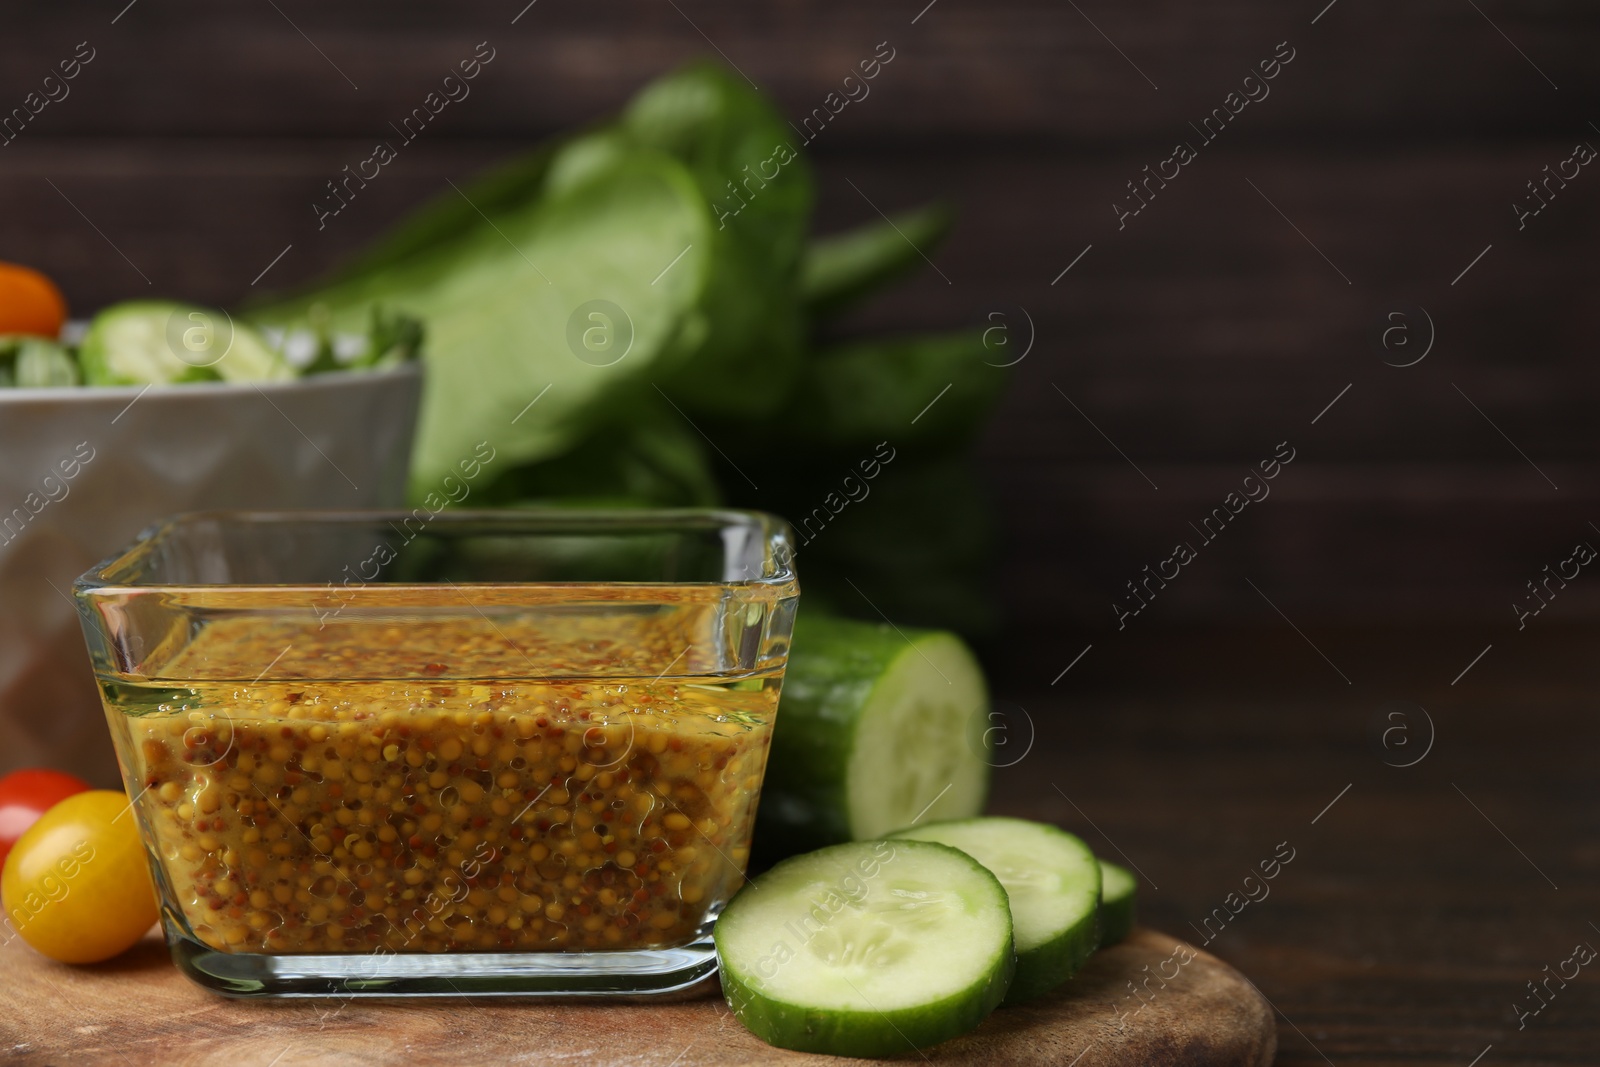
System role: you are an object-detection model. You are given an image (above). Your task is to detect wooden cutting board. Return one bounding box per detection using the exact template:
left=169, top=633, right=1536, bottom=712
left=0, top=927, right=1275, bottom=1065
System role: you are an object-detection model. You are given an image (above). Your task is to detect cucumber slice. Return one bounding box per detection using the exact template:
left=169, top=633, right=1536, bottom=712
left=756, top=614, right=990, bottom=859
left=890, top=817, right=1100, bottom=1004
left=1099, top=859, right=1136, bottom=946
left=80, top=300, right=293, bottom=386
left=0, top=337, right=79, bottom=387
left=715, top=839, right=1014, bottom=1057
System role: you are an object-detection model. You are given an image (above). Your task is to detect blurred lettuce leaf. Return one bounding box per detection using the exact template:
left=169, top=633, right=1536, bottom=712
left=474, top=400, right=722, bottom=509
left=738, top=453, right=999, bottom=636
left=621, top=62, right=813, bottom=416
left=772, top=331, right=1006, bottom=453
left=319, top=147, right=559, bottom=284
left=253, top=150, right=713, bottom=496
left=246, top=60, right=1006, bottom=638
left=802, top=203, right=952, bottom=320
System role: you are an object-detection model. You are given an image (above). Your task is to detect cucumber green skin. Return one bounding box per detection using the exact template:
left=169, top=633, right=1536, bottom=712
left=715, top=841, right=1015, bottom=1058
left=757, top=614, right=901, bottom=854
left=721, top=950, right=1015, bottom=1058
left=79, top=300, right=211, bottom=386
left=755, top=613, right=988, bottom=862
left=1098, top=860, right=1136, bottom=947
left=79, top=300, right=291, bottom=385
left=1002, top=901, right=1100, bottom=1005
left=889, top=818, right=1101, bottom=1006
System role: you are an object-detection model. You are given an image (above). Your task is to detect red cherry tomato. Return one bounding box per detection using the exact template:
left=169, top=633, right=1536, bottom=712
left=0, top=769, right=91, bottom=868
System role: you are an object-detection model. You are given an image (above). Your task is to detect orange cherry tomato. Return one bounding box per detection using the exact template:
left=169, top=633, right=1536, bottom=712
left=0, top=262, right=68, bottom=338
left=0, top=768, right=91, bottom=868
left=2, top=790, right=159, bottom=963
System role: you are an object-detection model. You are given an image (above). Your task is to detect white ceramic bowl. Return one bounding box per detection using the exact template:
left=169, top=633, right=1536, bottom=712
left=0, top=364, right=421, bottom=783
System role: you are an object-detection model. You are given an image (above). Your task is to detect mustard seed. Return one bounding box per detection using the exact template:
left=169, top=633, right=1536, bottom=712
left=112, top=612, right=777, bottom=956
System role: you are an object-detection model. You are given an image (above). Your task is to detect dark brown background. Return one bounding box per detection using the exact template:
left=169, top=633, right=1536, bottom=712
left=4, top=1, right=1598, bottom=1063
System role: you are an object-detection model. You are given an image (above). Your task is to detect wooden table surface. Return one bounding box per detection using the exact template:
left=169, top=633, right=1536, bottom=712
left=984, top=622, right=1600, bottom=1067
left=4, top=622, right=1591, bottom=1064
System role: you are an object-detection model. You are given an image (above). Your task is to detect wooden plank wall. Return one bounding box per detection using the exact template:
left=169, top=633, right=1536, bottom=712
left=4, top=0, right=1597, bottom=632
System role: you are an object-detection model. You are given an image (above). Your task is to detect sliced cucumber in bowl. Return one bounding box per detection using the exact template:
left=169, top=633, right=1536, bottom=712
left=890, top=817, right=1101, bottom=1005
left=79, top=300, right=293, bottom=386
left=714, top=839, right=1014, bottom=1058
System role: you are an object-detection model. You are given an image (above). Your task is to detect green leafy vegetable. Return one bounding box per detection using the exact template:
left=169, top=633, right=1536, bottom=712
left=473, top=401, right=722, bottom=509
left=772, top=331, right=1005, bottom=452
left=802, top=203, right=952, bottom=319
left=267, top=305, right=425, bottom=375
left=254, top=150, right=713, bottom=493
left=319, top=147, right=559, bottom=285
left=620, top=62, right=813, bottom=417
left=757, top=455, right=999, bottom=634
left=249, top=60, right=1010, bottom=636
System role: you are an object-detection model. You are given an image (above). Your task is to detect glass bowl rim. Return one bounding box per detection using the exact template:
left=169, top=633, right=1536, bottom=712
left=73, top=506, right=799, bottom=600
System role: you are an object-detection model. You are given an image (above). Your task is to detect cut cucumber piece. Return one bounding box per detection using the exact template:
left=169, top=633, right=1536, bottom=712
left=756, top=614, right=990, bottom=859
left=0, top=337, right=79, bottom=387
left=890, top=817, right=1100, bottom=1005
left=80, top=300, right=293, bottom=386
left=715, top=839, right=1014, bottom=1058
left=1099, top=859, right=1136, bottom=946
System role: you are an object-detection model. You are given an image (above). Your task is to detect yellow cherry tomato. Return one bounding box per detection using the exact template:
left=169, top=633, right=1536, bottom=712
left=2, top=790, right=158, bottom=963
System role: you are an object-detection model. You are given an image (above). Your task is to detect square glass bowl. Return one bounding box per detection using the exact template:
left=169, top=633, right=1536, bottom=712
left=72, top=510, right=798, bottom=998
